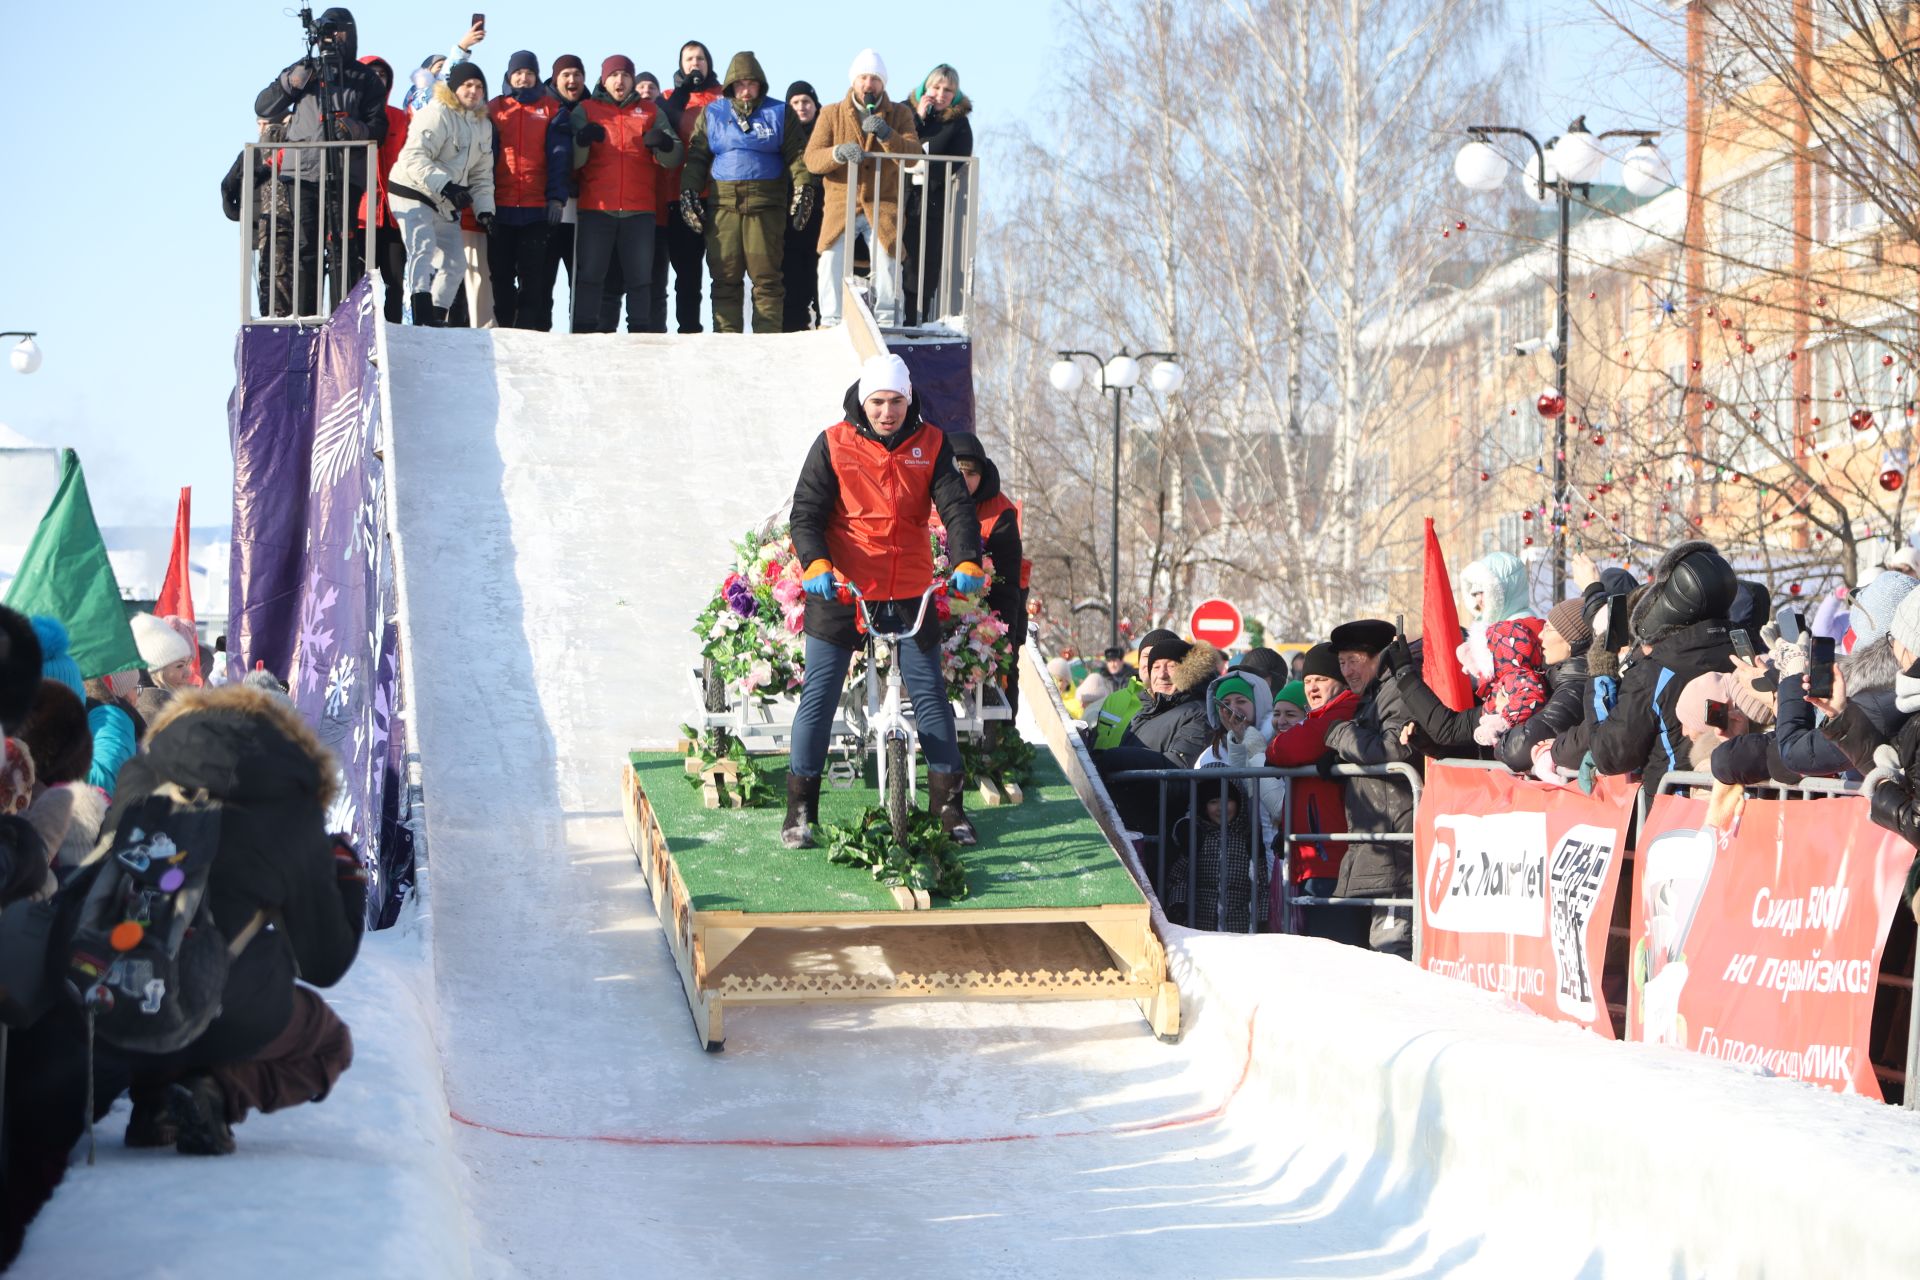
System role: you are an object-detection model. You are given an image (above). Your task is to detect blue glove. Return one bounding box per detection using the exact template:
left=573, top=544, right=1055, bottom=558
left=803, top=561, right=838, bottom=600
left=950, top=561, right=985, bottom=595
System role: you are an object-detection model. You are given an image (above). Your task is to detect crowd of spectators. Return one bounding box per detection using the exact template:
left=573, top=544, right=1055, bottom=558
left=1080, top=540, right=1920, bottom=962
left=0, top=605, right=363, bottom=1260
left=231, top=8, right=976, bottom=332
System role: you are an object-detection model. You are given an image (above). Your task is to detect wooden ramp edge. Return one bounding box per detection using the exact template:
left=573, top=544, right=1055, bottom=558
left=621, top=750, right=1179, bottom=1052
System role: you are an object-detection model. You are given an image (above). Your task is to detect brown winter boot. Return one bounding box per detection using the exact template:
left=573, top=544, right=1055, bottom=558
left=927, top=771, right=978, bottom=847
left=124, top=1086, right=178, bottom=1149
left=167, top=1074, right=236, bottom=1156
left=781, top=772, right=821, bottom=849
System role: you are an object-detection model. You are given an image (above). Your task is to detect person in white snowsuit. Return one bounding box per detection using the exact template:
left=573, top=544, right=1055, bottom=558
left=387, top=63, right=496, bottom=325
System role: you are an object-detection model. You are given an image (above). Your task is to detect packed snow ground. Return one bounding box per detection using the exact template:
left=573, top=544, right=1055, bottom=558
left=22, top=329, right=1920, bottom=1276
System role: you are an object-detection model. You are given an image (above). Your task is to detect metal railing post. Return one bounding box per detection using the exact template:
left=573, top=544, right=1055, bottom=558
left=240, top=144, right=257, bottom=325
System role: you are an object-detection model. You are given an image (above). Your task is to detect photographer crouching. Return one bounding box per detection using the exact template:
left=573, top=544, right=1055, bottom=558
left=253, top=7, right=388, bottom=316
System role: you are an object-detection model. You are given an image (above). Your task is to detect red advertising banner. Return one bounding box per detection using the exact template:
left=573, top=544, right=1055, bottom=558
left=1630, top=792, right=1908, bottom=1099
left=1415, top=763, right=1635, bottom=1036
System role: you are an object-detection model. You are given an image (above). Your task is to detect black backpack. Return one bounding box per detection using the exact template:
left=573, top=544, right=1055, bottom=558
left=64, top=785, right=263, bottom=1054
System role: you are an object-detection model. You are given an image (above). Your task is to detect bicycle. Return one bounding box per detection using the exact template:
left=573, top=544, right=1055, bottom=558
left=840, top=581, right=942, bottom=843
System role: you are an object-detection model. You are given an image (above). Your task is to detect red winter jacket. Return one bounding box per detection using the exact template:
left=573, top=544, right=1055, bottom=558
left=1265, top=688, right=1358, bottom=883
left=357, top=60, right=408, bottom=229
left=575, top=97, right=671, bottom=215
left=490, top=92, right=563, bottom=208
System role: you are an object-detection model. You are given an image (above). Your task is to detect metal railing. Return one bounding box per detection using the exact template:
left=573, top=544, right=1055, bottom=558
left=838, top=152, right=979, bottom=334
left=239, top=139, right=379, bottom=326
left=1106, top=762, right=1422, bottom=954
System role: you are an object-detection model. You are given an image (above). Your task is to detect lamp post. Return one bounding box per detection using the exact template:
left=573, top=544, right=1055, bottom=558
left=1, top=332, right=41, bottom=375
left=1047, top=348, right=1185, bottom=650
left=1454, top=119, right=1670, bottom=600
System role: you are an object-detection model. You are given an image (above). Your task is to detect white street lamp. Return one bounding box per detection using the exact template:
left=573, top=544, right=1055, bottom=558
left=1147, top=360, right=1185, bottom=394
left=1048, top=358, right=1085, bottom=393
left=1553, top=117, right=1607, bottom=185
left=5, top=334, right=39, bottom=375
left=1453, top=140, right=1509, bottom=192
left=1621, top=142, right=1674, bottom=197
left=1103, top=354, right=1141, bottom=390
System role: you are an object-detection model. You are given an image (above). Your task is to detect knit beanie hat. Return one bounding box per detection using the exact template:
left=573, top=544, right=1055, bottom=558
left=1149, top=636, right=1195, bottom=669
left=0, top=606, right=41, bottom=737
left=552, top=54, right=584, bottom=77
left=1852, top=571, right=1919, bottom=647
left=637, top=70, right=661, bottom=90
left=446, top=62, right=487, bottom=94
left=848, top=48, right=887, bottom=86
left=1300, top=642, right=1342, bottom=681
left=1276, top=680, right=1309, bottom=710
left=1136, top=628, right=1180, bottom=668
left=785, top=79, right=818, bottom=104
left=1234, top=646, right=1290, bottom=693
left=858, top=353, right=912, bottom=404
left=129, top=613, right=193, bottom=670
left=22, top=680, right=90, bottom=787
left=1212, top=674, right=1258, bottom=708
left=1891, top=587, right=1920, bottom=660
left=1546, top=598, right=1593, bottom=653
left=600, top=54, right=635, bottom=82
left=507, top=50, right=539, bottom=79
left=30, top=617, right=84, bottom=700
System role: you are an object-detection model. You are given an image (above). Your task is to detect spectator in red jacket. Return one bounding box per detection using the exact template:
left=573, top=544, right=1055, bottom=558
left=488, top=51, right=571, bottom=330
left=356, top=55, right=409, bottom=323
left=658, top=42, right=722, bottom=332
left=568, top=57, right=685, bottom=333
left=1265, top=643, right=1367, bottom=946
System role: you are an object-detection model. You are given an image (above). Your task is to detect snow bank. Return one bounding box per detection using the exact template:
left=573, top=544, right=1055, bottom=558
left=13, top=887, right=475, bottom=1279
left=1166, top=923, right=1920, bottom=1277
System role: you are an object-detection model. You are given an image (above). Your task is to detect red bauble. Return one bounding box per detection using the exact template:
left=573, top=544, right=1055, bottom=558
left=1661, top=503, right=1671, bottom=512
left=1815, top=295, right=1828, bottom=306
left=1690, top=359, right=1703, bottom=372
left=1536, top=389, right=1566, bottom=418
left=1455, top=220, right=1467, bottom=231
left=1851, top=408, right=1875, bottom=431
left=1704, top=399, right=1717, bottom=411
left=1881, top=469, right=1906, bottom=492
left=1592, top=433, right=1606, bottom=445
left=1787, top=351, right=1799, bottom=361
left=1789, top=583, right=1802, bottom=595
left=1743, top=343, right=1755, bottom=355
left=1885, top=355, right=1896, bottom=367
left=1523, top=536, right=1534, bottom=546
left=1478, top=470, right=1490, bottom=482
left=1811, top=417, right=1822, bottom=427
left=1521, top=510, right=1533, bottom=521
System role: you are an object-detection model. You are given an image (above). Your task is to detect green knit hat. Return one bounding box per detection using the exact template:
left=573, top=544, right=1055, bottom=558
left=1276, top=680, right=1308, bottom=710
left=1212, top=674, right=1257, bottom=707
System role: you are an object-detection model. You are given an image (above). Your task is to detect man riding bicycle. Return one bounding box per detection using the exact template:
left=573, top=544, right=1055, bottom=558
left=785, top=353, right=985, bottom=850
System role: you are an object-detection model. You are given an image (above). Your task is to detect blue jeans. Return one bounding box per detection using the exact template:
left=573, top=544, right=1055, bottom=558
left=789, top=626, right=962, bottom=779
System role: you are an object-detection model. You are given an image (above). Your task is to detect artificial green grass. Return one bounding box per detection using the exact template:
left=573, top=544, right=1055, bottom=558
left=628, top=748, right=1146, bottom=915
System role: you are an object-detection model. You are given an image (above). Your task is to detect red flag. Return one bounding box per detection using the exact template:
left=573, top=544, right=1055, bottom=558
left=156, top=486, right=201, bottom=682
left=1422, top=518, right=1474, bottom=711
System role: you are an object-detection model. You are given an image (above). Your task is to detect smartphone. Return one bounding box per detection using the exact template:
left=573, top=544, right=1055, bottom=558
left=1778, top=608, right=1803, bottom=646
left=1730, top=628, right=1756, bottom=661
left=471, top=13, right=486, bottom=30
left=1604, top=591, right=1631, bottom=652
left=1705, top=699, right=1730, bottom=731
left=1807, top=636, right=1836, bottom=699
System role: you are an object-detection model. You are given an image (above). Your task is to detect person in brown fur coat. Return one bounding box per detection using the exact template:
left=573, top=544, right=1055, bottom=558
left=803, top=47, right=920, bottom=326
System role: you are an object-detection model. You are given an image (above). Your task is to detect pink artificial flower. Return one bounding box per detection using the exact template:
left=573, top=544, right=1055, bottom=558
left=783, top=602, right=807, bottom=634
left=772, top=577, right=805, bottom=607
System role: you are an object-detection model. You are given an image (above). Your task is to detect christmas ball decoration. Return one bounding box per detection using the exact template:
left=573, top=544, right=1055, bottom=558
left=1851, top=408, right=1875, bottom=431
left=1811, top=417, right=1822, bottom=427
left=1592, top=433, right=1606, bottom=446
left=1881, top=469, right=1906, bottom=492
left=1478, top=470, right=1490, bottom=482
left=1743, top=343, right=1755, bottom=354
left=1523, top=536, right=1534, bottom=547
left=1521, top=510, right=1534, bottom=521
left=1690, top=359, right=1703, bottom=373
left=1536, top=389, right=1567, bottom=418
left=1885, top=355, right=1896, bottom=367
left=1704, top=398, right=1717, bottom=411
left=1787, top=351, right=1798, bottom=361
left=1816, top=295, right=1827, bottom=307
left=1789, top=583, right=1802, bottom=595
left=1456, top=220, right=1467, bottom=231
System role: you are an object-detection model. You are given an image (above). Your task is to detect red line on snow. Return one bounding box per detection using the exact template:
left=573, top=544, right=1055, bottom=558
left=450, top=1008, right=1260, bottom=1152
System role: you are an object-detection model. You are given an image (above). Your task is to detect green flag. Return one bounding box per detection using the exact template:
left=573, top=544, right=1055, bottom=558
left=4, top=449, right=142, bottom=678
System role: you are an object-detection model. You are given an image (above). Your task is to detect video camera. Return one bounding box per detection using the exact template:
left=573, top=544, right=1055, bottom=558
left=299, top=5, right=342, bottom=43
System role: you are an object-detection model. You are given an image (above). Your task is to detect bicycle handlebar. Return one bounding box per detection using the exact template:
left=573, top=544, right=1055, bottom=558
left=840, top=581, right=941, bottom=642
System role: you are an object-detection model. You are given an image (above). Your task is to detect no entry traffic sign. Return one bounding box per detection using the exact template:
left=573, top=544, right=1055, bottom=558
left=1189, top=598, right=1243, bottom=650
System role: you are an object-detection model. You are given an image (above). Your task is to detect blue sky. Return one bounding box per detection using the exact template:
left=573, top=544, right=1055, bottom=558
left=0, top=1, right=1676, bottom=527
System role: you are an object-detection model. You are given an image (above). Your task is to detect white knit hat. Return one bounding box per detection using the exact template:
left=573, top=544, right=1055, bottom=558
left=858, top=353, right=912, bottom=405
left=1891, top=587, right=1920, bottom=660
left=848, top=48, right=887, bottom=86
left=129, top=612, right=193, bottom=669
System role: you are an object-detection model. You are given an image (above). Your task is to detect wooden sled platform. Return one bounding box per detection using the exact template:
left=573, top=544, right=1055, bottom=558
left=622, top=750, right=1180, bottom=1050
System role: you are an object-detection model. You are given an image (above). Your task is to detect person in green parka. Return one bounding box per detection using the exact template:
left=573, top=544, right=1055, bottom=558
left=678, top=51, right=816, bottom=333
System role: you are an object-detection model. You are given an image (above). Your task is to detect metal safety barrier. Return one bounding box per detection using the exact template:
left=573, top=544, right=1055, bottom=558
left=238, top=139, right=379, bottom=326
left=837, top=152, right=978, bottom=333
left=1106, top=762, right=1422, bottom=956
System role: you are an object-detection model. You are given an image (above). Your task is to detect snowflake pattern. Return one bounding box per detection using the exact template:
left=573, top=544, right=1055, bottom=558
left=324, top=653, right=358, bottom=719
left=293, top=565, right=339, bottom=696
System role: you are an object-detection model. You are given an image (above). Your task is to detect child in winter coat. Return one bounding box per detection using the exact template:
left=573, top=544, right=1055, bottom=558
left=1463, top=619, right=1549, bottom=752
left=1166, top=768, right=1267, bottom=933
left=387, top=63, right=496, bottom=326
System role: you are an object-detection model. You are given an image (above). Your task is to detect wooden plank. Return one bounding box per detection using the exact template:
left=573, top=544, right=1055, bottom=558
left=978, top=778, right=1006, bottom=807
left=690, top=903, right=1153, bottom=930
left=888, top=886, right=918, bottom=911
left=1000, top=781, right=1025, bottom=806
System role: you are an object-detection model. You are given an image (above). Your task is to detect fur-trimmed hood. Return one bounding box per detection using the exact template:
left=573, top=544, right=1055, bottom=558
left=433, top=79, right=489, bottom=118
left=142, top=684, right=339, bottom=812
left=1171, top=642, right=1222, bottom=697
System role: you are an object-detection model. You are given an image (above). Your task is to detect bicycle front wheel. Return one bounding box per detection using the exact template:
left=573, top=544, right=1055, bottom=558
left=886, top=734, right=911, bottom=844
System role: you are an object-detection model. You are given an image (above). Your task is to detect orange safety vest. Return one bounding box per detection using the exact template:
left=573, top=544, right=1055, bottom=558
left=823, top=420, right=947, bottom=602
left=578, top=98, right=667, bottom=215
left=489, top=93, right=561, bottom=208
left=972, top=492, right=1033, bottom=589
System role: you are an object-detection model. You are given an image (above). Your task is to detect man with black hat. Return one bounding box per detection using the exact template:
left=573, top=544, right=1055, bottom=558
left=1584, top=540, right=1737, bottom=794
left=1321, top=618, right=1418, bottom=957
left=1103, top=646, right=1137, bottom=686
left=1093, top=634, right=1221, bottom=884
left=488, top=51, right=571, bottom=330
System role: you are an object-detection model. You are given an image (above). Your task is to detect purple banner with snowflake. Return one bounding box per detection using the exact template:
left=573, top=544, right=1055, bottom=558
left=230, top=278, right=409, bottom=927
left=890, top=340, right=973, bottom=435
left=227, top=322, right=321, bottom=680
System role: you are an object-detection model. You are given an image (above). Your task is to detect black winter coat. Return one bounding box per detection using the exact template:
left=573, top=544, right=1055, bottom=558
left=789, top=383, right=982, bottom=652
left=1325, top=668, right=1419, bottom=896
left=1708, top=731, right=1802, bottom=786
left=1588, top=619, right=1735, bottom=796
left=1122, top=644, right=1218, bottom=769
left=1782, top=637, right=1906, bottom=778
left=253, top=8, right=390, bottom=185
left=965, top=455, right=1027, bottom=647
left=101, top=686, right=364, bottom=1059
left=1868, top=714, right=1920, bottom=849
left=1509, top=652, right=1589, bottom=773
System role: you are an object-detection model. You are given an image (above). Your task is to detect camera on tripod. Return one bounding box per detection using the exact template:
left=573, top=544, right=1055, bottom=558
left=299, top=5, right=340, bottom=42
